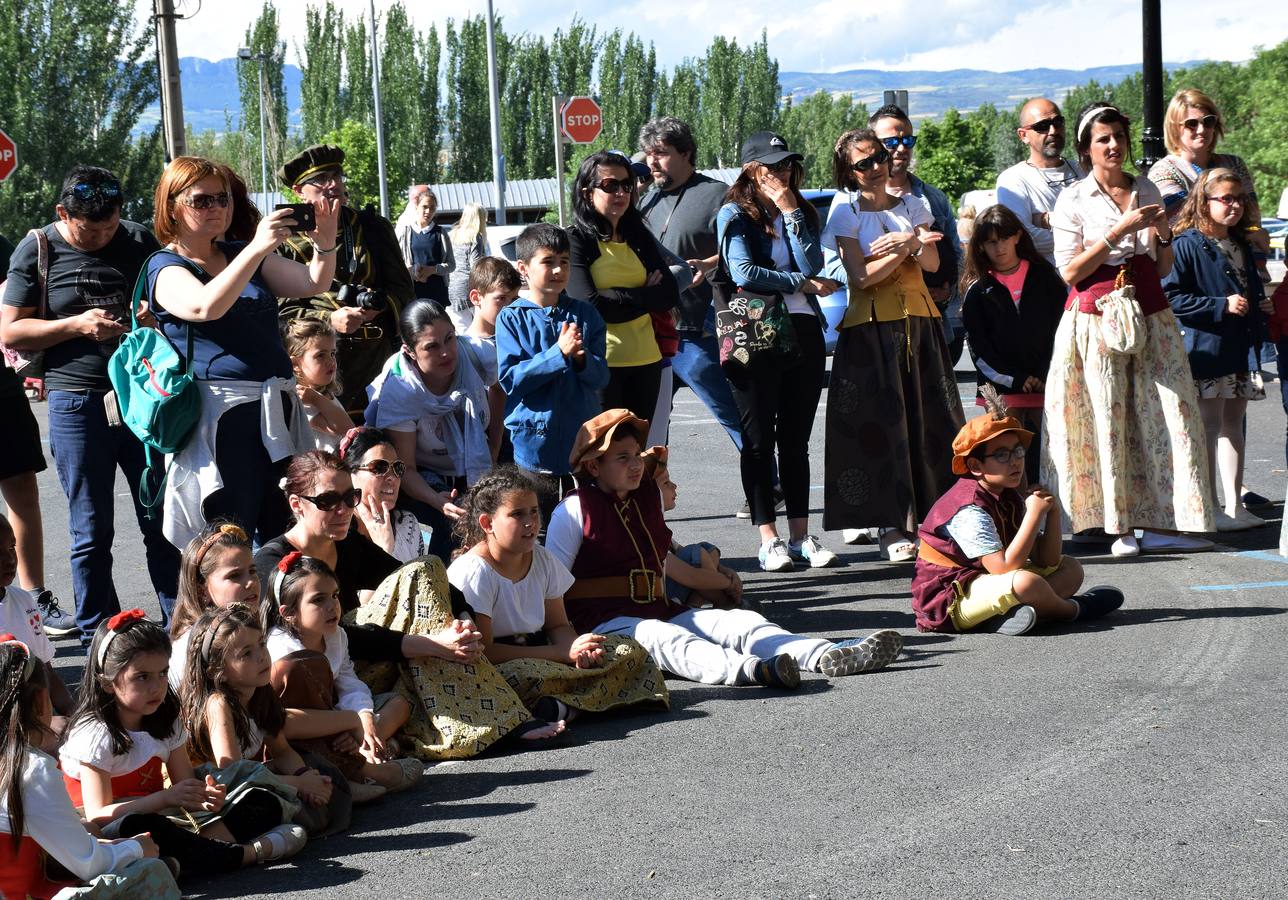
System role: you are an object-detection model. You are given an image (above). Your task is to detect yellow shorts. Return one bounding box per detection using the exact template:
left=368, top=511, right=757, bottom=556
left=948, top=560, right=1063, bottom=631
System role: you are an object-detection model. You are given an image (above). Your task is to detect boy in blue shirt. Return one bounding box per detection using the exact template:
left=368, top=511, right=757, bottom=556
left=496, top=224, right=608, bottom=511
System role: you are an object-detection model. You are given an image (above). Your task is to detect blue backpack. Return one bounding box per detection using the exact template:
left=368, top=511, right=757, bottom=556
left=108, top=252, right=204, bottom=516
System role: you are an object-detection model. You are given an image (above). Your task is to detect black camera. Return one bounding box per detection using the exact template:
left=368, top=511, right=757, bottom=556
left=336, top=282, right=387, bottom=312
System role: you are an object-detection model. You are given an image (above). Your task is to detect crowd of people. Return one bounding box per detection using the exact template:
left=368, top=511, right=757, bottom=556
left=0, top=87, right=1284, bottom=896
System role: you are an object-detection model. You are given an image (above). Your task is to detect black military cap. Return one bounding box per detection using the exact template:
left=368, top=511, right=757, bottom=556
left=279, top=144, right=346, bottom=189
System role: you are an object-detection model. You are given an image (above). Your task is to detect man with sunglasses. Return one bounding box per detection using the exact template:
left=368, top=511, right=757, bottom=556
left=869, top=105, right=963, bottom=335
left=276, top=145, right=414, bottom=420
left=1, top=165, right=180, bottom=642
left=995, top=98, right=1084, bottom=264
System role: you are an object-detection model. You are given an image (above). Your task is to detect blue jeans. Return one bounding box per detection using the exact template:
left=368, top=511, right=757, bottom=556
left=47, top=390, right=181, bottom=635
left=671, top=333, right=744, bottom=450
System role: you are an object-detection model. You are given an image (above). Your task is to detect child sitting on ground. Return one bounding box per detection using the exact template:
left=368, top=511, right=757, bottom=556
left=546, top=409, right=903, bottom=689
left=496, top=224, right=609, bottom=518
left=640, top=446, right=743, bottom=610
left=283, top=318, right=353, bottom=451
left=910, top=395, right=1124, bottom=635
left=462, top=256, right=522, bottom=462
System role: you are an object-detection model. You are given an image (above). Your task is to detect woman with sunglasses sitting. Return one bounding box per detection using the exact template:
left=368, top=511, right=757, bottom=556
left=820, top=128, right=963, bottom=564
left=567, top=150, right=679, bottom=421
left=337, top=426, right=426, bottom=563
left=146, top=157, right=340, bottom=552
left=256, top=451, right=564, bottom=758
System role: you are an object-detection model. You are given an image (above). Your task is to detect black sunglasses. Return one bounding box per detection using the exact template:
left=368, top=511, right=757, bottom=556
left=1024, top=115, right=1065, bottom=134
left=594, top=178, right=634, bottom=195
left=764, top=159, right=797, bottom=173
left=179, top=192, right=231, bottom=211
left=69, top=181, right=123, bottom=202
left=354, top=459, right=406, bottom=478
left=851, top=148, right=891, bottom=173
left=298, top=488, right=362, bottom=511
left=1181, top=114, right=1218, bottom=132
left=880, top=135, right=917, bottom=150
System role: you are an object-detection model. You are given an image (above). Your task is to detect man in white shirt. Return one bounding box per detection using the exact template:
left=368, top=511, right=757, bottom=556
left=995, top=98, right=1084, bottom=264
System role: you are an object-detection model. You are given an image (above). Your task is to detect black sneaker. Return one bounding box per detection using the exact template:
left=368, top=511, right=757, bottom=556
left=978, top=604, right=1038, bottom=636
left=752, top=653, right=801, bottom=690
left=36, top=590, right=78, bottom=638
left=735, top=487, right=786, bottom=519
left=1073, top=586, right=1124, bottom=621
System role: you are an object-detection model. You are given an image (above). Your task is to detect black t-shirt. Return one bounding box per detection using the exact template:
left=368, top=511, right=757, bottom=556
left=2, top=221, right=160, bottom=391
left=640, top=172, right=729, bottom=333
left=0, top=234, right=19, bottom=401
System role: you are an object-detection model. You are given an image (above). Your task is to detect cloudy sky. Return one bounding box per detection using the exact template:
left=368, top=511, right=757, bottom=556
left=151, top=0, right=1286, bottom=73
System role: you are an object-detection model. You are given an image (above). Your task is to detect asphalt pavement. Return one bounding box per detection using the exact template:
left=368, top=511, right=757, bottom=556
left=32, top=324, right=1288, bottom=899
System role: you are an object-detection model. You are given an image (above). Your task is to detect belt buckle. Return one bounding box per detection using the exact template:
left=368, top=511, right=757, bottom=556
left=629, top=568, right=656, bottom=604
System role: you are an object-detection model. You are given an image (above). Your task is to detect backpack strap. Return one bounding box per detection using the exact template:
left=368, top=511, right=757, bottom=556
left=28, top=228, right=49, bottom=319
left=130, top=249, right=207, bottom=368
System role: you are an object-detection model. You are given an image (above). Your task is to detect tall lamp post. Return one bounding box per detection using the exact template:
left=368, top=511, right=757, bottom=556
left=1139, top=0, right=1165, bottom=171
left=237, top=47, right=270, bottom=200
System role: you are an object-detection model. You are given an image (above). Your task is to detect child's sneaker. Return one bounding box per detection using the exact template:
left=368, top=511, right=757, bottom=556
left=1073, top=586, right=1124, bottom=620
left=758, top=538, right=794, bottom=572
left=752, top=653, right=801, bottom=689
left=36, top=590, right=78, bottom=637
left=788, top=534, right=839, bottom=568
left=816, top=630, right=903, bottom=676
left=979, top=604, right=1038, bottom=635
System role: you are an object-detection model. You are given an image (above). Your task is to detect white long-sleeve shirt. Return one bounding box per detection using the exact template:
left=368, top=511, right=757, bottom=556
left=267, top=625, right=374, bottom=715
left=0, top=749, right=143, bottom=881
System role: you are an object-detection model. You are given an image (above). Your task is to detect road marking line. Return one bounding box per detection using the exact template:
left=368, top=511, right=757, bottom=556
left=1229, top=550, right=1288, bottom=565
left=1191, top=580, right=1288, bottom=591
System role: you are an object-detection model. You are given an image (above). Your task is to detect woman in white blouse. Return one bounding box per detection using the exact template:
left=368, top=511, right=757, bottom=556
left=1044, top=103, right=1214, bottom=557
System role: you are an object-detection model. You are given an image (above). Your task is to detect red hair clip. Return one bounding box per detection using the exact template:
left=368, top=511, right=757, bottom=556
left=105, top=609, right=147, bottom=631
left=337, top=426, right=366, bottom=460
left=277, top=551, right=303, bottom=573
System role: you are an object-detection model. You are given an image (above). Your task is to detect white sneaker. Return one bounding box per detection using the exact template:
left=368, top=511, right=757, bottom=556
left=842, top=528, right=875, bottom=545
left=789, top=534, right=840, bottom=568
left=1110, top=534, right=1140, bottom=557
left=758, top=538, right=795, bottom=572
left=1138, top=531, right=1214, bottom=553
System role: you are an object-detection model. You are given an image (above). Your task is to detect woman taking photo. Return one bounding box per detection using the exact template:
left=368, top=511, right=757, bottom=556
left=714, top=132, right=840, bottom=572
left=1045, top=104, right=1213, bottom=557
left=568, top=150, right=679, bottom=420
left=446, top=202, right=488, bottom=331
left=1163, top=169, right=1269, bottom=531
left=821, top=128, right=963, bottom=563
left=395, top=186, right=454, bottom=305
left=147, top=156, right=338, bottom=550
left=363, top=299, right=493, bottom=562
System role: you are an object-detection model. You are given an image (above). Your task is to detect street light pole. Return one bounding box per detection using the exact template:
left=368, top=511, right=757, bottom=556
left=154, top=0, right=187, bottom=160
left=1140, top=0, right=1165, bottom=171
left=368, top=0, right=389, bottom=217
left=237, top=48, right=269, bottom=201
left=485, top=0, right=506, bottom=225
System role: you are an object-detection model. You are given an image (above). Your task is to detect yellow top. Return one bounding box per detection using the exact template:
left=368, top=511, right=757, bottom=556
left=840, top=255, right=941, bottom=329
left=591, top=240, right=662, bottom=367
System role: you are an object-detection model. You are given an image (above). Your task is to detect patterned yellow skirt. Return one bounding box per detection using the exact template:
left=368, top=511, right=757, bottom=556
left=497, top=636, right=669, bottom=714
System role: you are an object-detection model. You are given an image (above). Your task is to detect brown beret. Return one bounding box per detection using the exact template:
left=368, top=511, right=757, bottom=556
left=569, top=408, right=650, bottom=473
left=951, top=414, right=1033, bottom=475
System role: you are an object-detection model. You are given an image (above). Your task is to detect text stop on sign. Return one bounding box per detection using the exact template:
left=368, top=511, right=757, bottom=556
left=560, top=97, right=603, bottom=144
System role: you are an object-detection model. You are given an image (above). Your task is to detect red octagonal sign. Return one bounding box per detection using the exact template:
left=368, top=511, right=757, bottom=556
left=561, top=96, right=602, bottom=144
left=0, top=130, right=16, bottom=183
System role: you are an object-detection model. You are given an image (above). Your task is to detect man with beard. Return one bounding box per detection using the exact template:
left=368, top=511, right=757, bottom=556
left=995, top=98, right=1084, bottom=265
left=276, top=145, right=414, bottom=418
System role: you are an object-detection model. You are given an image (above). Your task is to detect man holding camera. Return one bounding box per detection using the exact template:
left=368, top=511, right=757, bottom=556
left=277, top=144, right=414, bottom=417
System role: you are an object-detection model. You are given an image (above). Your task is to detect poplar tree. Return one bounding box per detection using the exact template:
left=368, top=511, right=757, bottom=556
left=298, top=0, right=344, bottom=143
left=237, top=3, right=288, bottom=185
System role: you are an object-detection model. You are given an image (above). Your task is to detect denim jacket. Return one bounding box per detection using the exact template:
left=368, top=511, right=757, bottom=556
left=714, top=202, right=827, bottom=325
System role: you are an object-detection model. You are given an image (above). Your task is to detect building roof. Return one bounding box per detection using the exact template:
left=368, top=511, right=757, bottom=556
left=426, top=168, right=741, bottom=215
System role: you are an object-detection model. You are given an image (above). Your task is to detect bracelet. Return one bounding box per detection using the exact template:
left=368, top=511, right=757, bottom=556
left=1102, top=233, right=1120, bottom=253
left=912, top=242, right=924, bottom=258
left=1156, top=235, right=1172, bottom=246
left=310, top=239, right=338, bottom=255
left=292, top=766, right=310, bottom=776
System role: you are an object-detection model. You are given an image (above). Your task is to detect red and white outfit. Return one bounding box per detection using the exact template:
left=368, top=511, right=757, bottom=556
left=58, top=718, right=187, bottom=810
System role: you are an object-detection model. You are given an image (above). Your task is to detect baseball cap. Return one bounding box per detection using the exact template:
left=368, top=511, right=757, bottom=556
left=739, top=132, right=803, bottom=166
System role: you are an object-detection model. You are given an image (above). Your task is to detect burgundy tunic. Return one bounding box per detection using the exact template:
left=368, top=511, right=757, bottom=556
left=1067, top=255, right=1168, bottom=316
left=564, top=476, right=680, bottom=634
left=910, top=477, right=1025, bottom=633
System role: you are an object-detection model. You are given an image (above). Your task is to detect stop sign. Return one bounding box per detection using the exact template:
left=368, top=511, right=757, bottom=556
left=0, top=130, right=16, bottom=182
left=560, top=96, right=602, bottom=144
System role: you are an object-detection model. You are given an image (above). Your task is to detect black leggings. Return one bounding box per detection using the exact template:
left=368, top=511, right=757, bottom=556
left=726, top=315, right=826, bottom=527
left=603, top=361, right=662, bottom=422
left=107, top=789, right=282, bottom=877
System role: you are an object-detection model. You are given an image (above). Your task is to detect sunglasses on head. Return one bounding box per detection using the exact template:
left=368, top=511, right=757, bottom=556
left=298, top=488, right=362, bottom=511
left=851, top=148, right=891, bottom=173
left=354, top=459, right=406, bottom=478
left=69, top=181, right=123, bottom=203
left=1023, top=115, right=1065, bottom=134
left=593, top=178, right=634, bottom=195
left=880, top=135, right=917, bottom=150
left=179, top=191, right=231, bottom=210
left=1182, top=114, right=1218, bottom=132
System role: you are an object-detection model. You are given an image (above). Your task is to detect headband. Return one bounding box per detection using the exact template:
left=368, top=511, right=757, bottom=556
left=337, top=426, right=368, bottom=461
left=1077, top=106, right=1118, bottom=142
left=273, top=551, right=304, bottom=605
left=96, top=608, right=147, bottom=668
left=0, top=633, right=36, bottom=681
left=193, top=523, right=249, bottom=570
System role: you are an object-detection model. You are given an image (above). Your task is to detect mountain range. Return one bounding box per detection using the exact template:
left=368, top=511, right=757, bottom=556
left=141, top=57, right=1200, bottom=135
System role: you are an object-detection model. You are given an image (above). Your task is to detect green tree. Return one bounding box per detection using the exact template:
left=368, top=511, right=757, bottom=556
left=298, top=1, right=345, bottom=143
left=319, top=120, right=379, bottom=208
left=342, top=17, right=373, bottom=126
left=666, top=62, right=702, bottom=137
left=501, top=36, right=554, bottom=180
left=551, top=17, right=599, bottom=96
left=444, top=16, right=495, bottom=182
left=916, top=108, right=993, bottom=205
left=0, top=0, right=162, bottom=235
left=696, top=36, right=742, bottom=168
left=417, top=25, right=444, bottom=183
left=740, top=32, right=780, bottom=140
left=237, top=3, right=288, bottom=190
left=380, top=2, right=423, bottom=193
left=776, top=91, right=867, bottom=188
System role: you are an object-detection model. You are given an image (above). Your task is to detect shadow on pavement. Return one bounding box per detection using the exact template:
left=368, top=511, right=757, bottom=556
left=1093, top=604, right=1287, bottom=629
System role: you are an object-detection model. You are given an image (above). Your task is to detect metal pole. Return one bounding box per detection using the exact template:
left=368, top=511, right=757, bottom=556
left=485, top=0, right=506, bottom=226
left=553, top=95, right=567, bottom=227
left=257, top=61, right=269, bottom=200
left=154, top=0, right=187, bottom=160
left=1139, top=0, right=1165, bottom=171
left=368, top=0, right=389, bottom=216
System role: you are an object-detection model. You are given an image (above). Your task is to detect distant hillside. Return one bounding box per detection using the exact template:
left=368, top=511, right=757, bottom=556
left=139, top=57, right=1202, bottom=134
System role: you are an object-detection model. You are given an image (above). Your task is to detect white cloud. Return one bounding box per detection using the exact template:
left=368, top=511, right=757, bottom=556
left=147, top=0, right=1287, bottom=73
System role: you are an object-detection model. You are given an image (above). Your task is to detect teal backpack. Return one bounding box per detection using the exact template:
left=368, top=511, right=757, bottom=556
left=108, top=252, right=204, bottom=517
